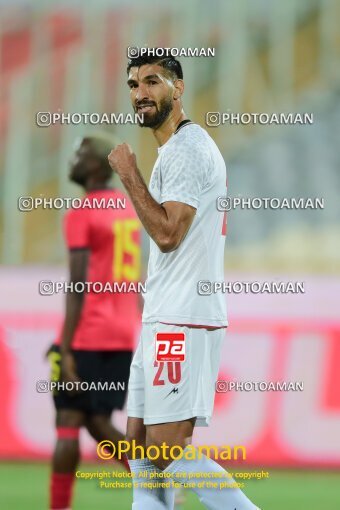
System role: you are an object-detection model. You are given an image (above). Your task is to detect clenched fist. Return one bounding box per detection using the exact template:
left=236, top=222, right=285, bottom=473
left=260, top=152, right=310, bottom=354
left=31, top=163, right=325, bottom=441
left=108, top=143, right=137, bottom=179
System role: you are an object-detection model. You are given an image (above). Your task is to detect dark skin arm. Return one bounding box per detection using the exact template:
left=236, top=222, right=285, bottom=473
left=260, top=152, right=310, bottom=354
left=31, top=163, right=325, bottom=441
left=60, top=249, right=89, bottom=384
left=108, top=143, right=196, bottom=253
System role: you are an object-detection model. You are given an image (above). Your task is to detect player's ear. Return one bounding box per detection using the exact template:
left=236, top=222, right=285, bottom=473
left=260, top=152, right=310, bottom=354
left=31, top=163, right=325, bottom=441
left=173, top=79, right=184, bottom=100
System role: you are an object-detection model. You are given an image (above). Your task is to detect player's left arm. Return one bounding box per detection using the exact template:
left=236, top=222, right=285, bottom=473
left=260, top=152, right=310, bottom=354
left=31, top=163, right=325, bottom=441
left=108, top=143, right=196, bottom=253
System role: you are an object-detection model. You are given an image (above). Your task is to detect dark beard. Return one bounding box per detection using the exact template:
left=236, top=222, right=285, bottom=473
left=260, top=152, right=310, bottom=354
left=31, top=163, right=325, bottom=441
left=137, top=97, right=173, bottom=129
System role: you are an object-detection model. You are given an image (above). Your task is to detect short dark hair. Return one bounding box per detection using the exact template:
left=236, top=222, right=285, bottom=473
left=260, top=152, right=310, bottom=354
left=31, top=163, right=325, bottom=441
left=127, top=51, right=183, bottom=81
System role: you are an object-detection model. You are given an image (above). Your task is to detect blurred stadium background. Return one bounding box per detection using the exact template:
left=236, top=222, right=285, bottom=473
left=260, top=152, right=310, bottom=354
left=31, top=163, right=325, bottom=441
left=0, top=0, right=339, bottom=509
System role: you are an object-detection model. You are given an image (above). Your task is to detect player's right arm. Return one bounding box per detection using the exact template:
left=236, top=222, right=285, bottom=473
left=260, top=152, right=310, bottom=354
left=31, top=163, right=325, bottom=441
left=108, top=142, right=206, bottom=253
left=60, top=208, right=90, bottom=384
left=60, top=249, right=89, bottom=383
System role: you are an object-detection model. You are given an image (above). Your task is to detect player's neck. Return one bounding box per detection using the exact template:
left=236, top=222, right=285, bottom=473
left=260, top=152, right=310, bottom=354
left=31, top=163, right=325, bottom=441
left=152, top=109, right=187, bottom=147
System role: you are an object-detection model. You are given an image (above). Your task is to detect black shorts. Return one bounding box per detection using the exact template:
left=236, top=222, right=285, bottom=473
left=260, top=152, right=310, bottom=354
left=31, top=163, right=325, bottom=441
left=48, top=345, right=132, bottom=415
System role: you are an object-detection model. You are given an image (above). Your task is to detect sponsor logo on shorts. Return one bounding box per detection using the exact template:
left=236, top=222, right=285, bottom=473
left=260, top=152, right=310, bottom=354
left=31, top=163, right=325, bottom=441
left=155, top=332, right=185, bottom=362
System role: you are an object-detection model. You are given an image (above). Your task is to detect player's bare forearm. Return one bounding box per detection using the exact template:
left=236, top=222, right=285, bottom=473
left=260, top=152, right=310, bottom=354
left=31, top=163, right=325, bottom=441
left=60, top=292, right=84, bottom=385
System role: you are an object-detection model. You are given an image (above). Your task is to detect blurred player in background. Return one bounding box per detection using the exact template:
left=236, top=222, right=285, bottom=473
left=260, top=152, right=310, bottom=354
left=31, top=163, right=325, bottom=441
left=47, top=133, right=141, bottom=510
left=108, top=54, right=260, bottom=510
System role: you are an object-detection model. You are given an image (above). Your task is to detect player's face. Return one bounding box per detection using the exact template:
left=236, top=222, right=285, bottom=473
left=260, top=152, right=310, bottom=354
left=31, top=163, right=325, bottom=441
left=69, top=138, right=95, bottom=186
left=127, top=64, right=174, bottom=128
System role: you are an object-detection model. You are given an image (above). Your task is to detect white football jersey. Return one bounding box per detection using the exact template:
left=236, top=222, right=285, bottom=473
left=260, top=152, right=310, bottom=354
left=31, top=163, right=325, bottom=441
left=142, top=123, right=228, bottom=327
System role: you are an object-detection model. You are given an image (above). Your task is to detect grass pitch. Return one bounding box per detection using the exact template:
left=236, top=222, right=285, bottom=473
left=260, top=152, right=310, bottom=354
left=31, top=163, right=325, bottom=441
left=0, top=462, right=339, bottom=509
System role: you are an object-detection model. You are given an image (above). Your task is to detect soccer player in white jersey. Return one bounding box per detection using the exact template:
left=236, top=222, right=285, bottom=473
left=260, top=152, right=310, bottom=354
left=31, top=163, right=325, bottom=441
left=108, top=52, right=260, bottom=510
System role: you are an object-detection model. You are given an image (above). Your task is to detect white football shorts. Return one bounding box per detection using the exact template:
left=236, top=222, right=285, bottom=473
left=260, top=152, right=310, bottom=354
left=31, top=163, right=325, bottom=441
left=127, top=322, right=224, bottom=426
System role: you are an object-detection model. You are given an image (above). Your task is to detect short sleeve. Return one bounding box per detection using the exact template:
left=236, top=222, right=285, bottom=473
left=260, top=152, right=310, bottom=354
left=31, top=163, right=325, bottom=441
left=160, top=142, right=210, bottom=209
left=64, top=209, right=90, bottom=249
